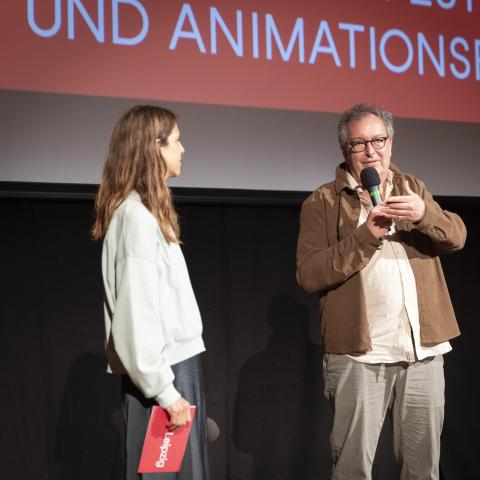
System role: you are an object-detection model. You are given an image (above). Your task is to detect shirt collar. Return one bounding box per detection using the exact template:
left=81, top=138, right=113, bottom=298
left=347, top=169, right=395, bottom=204
left=347, top=169, right=394, bottom=189
left=127, top=190, right=142, bottom=202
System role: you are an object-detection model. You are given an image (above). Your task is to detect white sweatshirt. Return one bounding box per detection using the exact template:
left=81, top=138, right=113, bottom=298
left=101, top=190, right=205, bottom=407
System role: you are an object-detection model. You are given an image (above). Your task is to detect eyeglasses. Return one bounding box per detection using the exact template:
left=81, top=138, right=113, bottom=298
left=349, top=136, right=388, bottom=153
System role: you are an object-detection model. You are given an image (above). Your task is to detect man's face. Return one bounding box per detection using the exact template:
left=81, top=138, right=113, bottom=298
left=342, top=113, right=393, bottom=186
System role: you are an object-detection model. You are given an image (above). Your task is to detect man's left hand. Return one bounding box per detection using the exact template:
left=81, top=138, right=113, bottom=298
left=380, top=179, right=425, bottom=223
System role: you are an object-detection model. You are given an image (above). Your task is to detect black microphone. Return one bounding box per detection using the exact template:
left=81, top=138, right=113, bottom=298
left=360, top=167, right=382, bottom=206
left=206, top=417, right=220, bottom=442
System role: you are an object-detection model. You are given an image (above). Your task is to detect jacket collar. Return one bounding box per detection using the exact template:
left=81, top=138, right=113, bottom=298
left=334, top=162, right=403, bottom=194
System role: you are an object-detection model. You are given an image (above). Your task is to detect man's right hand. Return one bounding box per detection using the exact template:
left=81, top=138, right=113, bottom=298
left=366, top=205, right=392, bottom=239
left=166, top=396, right=192, bottom=431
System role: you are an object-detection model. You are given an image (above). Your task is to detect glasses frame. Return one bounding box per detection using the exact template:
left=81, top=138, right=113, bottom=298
left=349, top=136, right=388, bottom=153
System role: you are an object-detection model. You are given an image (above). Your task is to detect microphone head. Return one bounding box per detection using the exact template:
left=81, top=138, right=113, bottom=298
left=360, top=167, right=380, bottom=189
left=206, top=417, right=220, bottom=442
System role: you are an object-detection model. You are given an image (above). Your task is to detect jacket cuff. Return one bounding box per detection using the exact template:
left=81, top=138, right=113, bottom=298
left=356, top=222, right=383, bottom=248
left=155, top=383, right=181, bottom=408
left=412, top=201, right=433, bottom=231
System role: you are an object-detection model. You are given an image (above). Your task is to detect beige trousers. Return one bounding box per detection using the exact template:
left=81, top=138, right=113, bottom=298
left=323, top=354, right=445, bottom=480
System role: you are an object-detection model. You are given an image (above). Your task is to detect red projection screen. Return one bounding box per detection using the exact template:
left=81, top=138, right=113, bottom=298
left=1, top=0, right=479, bottom=194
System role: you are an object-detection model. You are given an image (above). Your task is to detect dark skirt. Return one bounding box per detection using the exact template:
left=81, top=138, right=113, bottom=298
left=122, top=355, right=210, bottom=480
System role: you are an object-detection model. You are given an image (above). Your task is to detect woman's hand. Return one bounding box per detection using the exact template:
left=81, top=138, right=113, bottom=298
left=166, top=396, right=192, bottom=431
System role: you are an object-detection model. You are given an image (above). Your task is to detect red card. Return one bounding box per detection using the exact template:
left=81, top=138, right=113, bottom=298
left=138, top=406, right=196, bottom=473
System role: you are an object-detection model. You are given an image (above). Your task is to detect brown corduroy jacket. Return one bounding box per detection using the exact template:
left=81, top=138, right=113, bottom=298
left=296, top=162, right=467, bottom=354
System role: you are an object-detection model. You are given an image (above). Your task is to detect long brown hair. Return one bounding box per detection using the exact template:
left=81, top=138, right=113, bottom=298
left=92, top=105, right=180, bottom=243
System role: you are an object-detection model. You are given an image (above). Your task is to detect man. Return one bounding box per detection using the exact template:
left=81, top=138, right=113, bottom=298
left=296, top=103, right=466, bottom=480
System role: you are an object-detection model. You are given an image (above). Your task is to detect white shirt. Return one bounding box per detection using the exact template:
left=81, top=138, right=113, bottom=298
left=102, top=191, right=205, bottom=406
left=346, top=171, right=451, bottom=364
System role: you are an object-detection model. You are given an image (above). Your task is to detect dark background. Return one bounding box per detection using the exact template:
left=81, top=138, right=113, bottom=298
left=0, top=184, right=478, bottom=479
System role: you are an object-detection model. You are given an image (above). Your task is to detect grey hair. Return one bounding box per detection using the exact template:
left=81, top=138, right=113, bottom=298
left=338, top=103, right=394, bottom=146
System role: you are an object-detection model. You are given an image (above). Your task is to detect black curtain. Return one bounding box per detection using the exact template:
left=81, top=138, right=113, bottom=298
left=0, top=191, right=478, bottom=479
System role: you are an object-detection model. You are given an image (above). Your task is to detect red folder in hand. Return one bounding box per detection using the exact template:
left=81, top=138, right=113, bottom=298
left=138, top=405, right=196, bottom=473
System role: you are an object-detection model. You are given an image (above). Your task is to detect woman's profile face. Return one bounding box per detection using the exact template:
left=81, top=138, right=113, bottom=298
left=159, top=124, right=185, bottom=179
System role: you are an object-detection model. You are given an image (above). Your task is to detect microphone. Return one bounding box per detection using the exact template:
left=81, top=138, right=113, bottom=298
left=206, top=417, right=220, bottom=442
left=360, top=167, right=382, bottom=206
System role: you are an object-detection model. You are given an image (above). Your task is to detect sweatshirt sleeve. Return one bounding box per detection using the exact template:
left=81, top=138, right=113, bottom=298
left=296, top=191, right=381, bottom=294
left=111, top=206, right=180, bottom=408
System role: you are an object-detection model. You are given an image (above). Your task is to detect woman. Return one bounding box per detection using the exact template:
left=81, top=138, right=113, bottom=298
left=92, top=105, right=210, bottom=479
